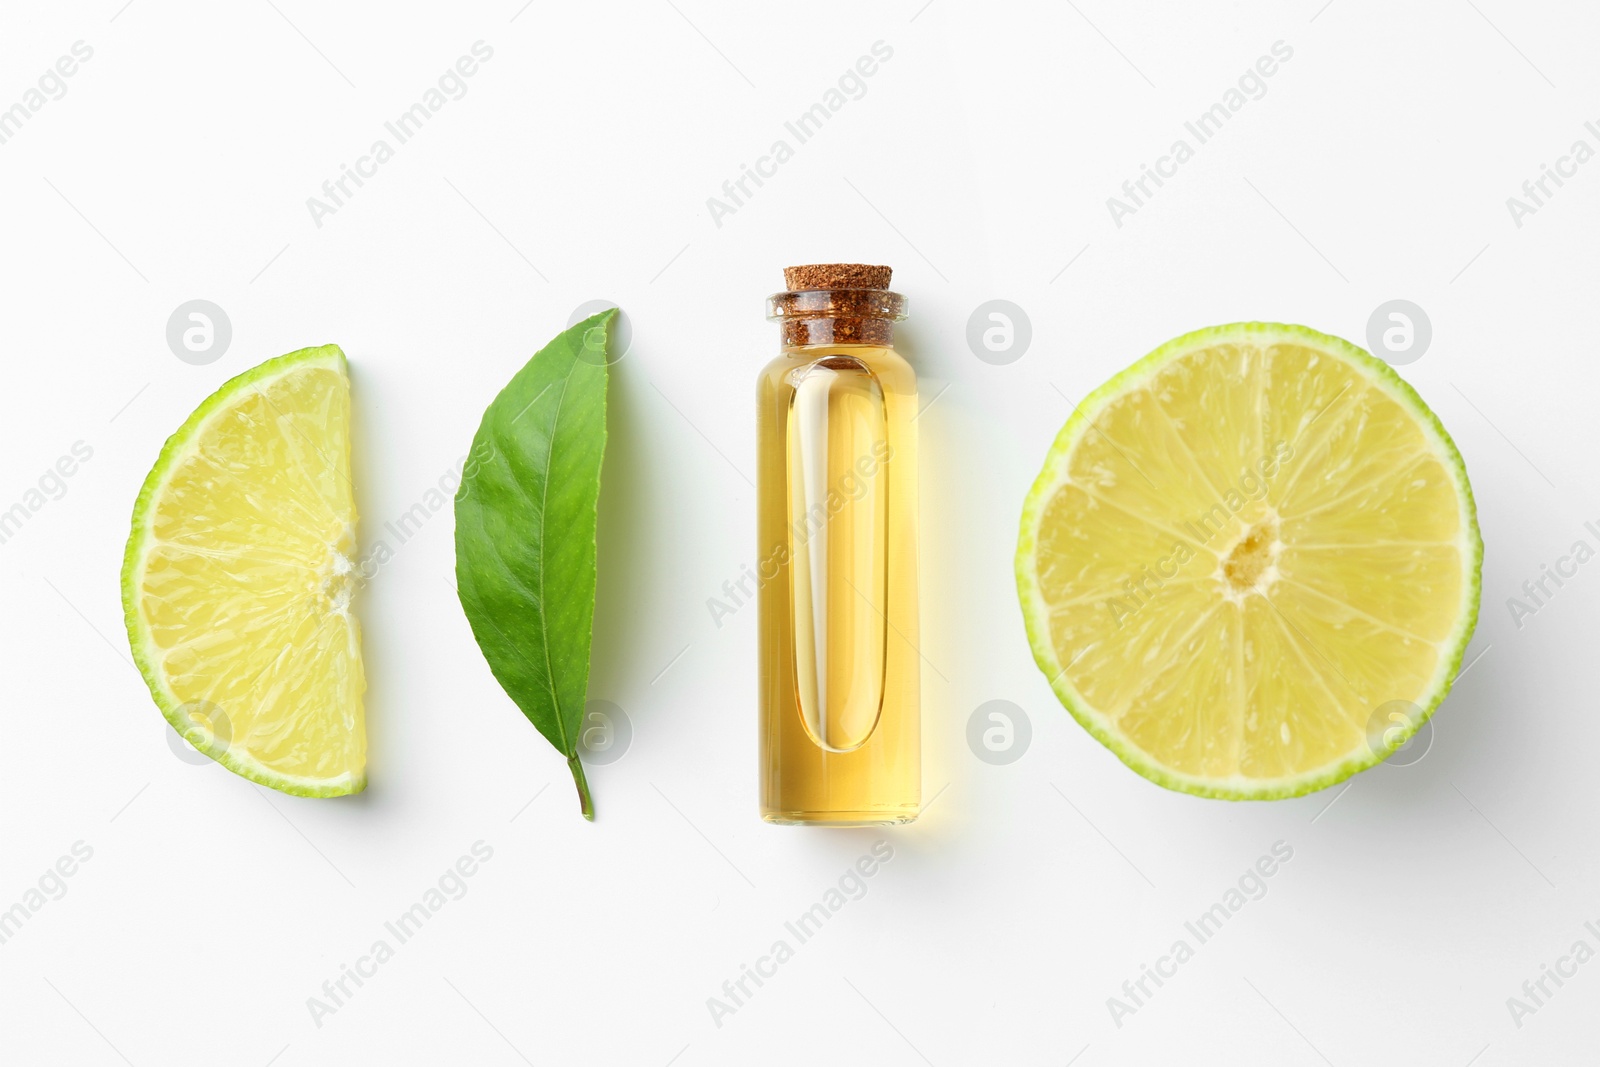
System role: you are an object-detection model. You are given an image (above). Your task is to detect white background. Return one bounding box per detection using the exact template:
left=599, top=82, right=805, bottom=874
left=2, top=1, right=1597, bottom=1064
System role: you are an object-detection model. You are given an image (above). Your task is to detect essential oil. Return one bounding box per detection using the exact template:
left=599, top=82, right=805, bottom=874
left=758, top=264, right=920, bottom=825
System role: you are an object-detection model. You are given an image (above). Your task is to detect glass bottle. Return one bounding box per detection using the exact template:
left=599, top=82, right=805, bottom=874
left=757, top=264, right=920, bottom=825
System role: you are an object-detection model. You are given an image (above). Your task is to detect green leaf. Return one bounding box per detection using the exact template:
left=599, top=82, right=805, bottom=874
left=454, top=310, right=615, bottom=820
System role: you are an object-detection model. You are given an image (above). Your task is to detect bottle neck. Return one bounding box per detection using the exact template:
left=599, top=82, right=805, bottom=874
left=768, top=289, right=907, bottom=350
left=782, top=317, right=894, bottom=347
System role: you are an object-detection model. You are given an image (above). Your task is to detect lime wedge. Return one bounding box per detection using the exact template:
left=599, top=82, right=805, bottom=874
left=1016, top=323, right=1481, bottom=798
left=122, top=346, right=365, bottom=796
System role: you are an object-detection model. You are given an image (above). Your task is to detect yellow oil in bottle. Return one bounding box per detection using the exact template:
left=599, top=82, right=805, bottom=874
left=758, top=266, right=919, bottom=825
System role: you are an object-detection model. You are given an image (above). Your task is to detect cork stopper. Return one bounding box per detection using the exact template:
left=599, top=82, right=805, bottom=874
left=770, top=264, right=904, bottom=347
left=783, top=263, right=892, bottom=291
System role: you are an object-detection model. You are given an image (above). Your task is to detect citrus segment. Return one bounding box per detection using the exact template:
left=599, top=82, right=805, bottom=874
left=122, top=346, right=365, bottom=796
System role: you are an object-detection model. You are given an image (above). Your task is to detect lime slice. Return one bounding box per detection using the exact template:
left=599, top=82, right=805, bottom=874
left=1016, top=323, right=1481, bottom=798
left=121, top=346, right=365, bottom=796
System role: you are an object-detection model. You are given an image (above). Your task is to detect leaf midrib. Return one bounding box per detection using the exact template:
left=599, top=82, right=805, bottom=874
left=531, top=366, right=576, bottom=755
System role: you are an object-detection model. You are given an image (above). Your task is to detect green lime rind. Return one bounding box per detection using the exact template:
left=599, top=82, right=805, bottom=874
left=120, top=345, right=365, bottom=798
left=1015, top=322, right=1483, bottom=800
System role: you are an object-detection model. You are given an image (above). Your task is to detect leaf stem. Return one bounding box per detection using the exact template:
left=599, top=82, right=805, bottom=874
left=568, top=754, right=594, bottom=821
